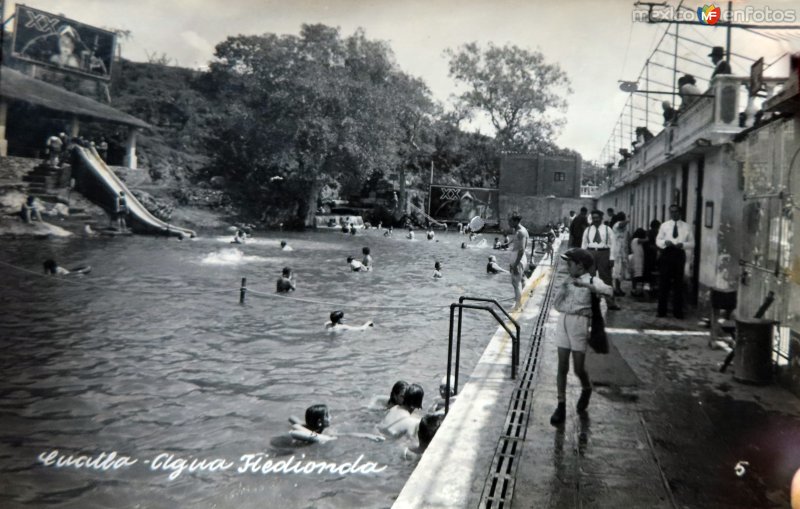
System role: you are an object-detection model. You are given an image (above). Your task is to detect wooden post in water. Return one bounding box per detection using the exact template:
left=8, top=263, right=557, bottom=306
left=240, top=277, right=247, bottom=304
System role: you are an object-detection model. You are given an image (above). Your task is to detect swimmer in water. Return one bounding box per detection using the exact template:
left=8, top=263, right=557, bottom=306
left=493, top=237, right=502, bottom=249
left=403, top=413, right=444, bottom=460
left=231, top=229, right=247, bottom=244
left=43, top=259, right=90, bottom=276
left=461, top=242, right=469, bottom=249
left=43, top=259, right=70, bottom=275
left=362, top=247, right=373, bottom=271
left=276, top=266, right=296, bottom=293
left=347, top=256, right=366, bottom=272
left=325, top=310, right=374, bottom=332
left=406, top=227, right=415, bottom=240
left=280, top=240, right=294, bottom=251
left=384, top=226, right=393, bottom=237
left=429, top=376, right=458, bottom=415
left=289, top=405, right=385, bottom=443
left=369, top=380, right=408, bottom=410
left=487, top=255, right=509, bottom=274
left=380, top=384, right=424, bottom=439
left=426, top=229, right=435, bottom=240
left=432, top=261, right=443, bottom=279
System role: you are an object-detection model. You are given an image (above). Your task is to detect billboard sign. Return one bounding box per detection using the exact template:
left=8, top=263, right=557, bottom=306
left=11, top=5, right=116, bottom=81
left=429, top=185, right=500, bottom=223
left=749, top=57, right=764, bottom=97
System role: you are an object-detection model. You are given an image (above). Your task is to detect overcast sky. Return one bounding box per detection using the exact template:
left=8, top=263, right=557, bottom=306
left=4, top=0, right=799, bottom=161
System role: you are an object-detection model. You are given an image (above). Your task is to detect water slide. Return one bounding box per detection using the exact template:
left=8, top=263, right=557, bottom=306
left=407, top=202, right=448, bottom=229
left=73, top=146, right=196, bottom=238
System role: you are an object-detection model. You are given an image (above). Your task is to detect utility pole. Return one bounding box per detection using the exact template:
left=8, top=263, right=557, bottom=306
left=672, top=21, right=679, bottom=111
left=427, top=160, right=434, bottom=217
left=725, top=1, right=732, bottom=63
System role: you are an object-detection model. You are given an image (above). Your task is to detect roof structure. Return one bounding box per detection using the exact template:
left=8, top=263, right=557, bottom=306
left=0, top=66, right=150, bottom=129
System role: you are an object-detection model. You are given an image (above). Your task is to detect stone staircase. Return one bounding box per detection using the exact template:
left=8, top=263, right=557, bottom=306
left=22, top=163, right=71, bottom=204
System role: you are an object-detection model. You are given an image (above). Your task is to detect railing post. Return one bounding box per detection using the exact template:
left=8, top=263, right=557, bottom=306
left=445, top=305, right=456, bottom=415
left=239, top=277, right=247, bottom=304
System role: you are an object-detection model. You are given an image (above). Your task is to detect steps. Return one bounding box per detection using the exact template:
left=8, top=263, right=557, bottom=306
left=23, top=163, right=71, bottom=204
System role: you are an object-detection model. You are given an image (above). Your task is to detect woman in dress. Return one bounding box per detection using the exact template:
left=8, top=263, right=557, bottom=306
left=610, top=212, right=630, bottom=297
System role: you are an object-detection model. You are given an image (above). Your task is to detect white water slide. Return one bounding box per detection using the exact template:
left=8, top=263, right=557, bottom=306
left=74, top=146, right=196, bottom=238
left=408, top=202, right=448, bottom=229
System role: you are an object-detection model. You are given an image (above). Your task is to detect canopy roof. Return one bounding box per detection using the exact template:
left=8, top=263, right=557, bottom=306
left=0, top=66, right=149, bottom=129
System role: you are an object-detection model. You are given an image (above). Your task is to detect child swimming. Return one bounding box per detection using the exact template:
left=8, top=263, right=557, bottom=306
left=43, top=259, right=91, bottom=276
left=362, top=247, right=373, bottom=271
left=347, top=256, right=366, bottom=272
left=428, top=375, right=457, bottom=414
left=432, top=261, right=443, bottom=279
left=486, top=255, right=509, bottom=274
left=276, top=266, right=296, bottom=293
left=380, top=384, right=424, bottom=439
left=280, top=240, right=294, bottom=251
left=289, top=404, right=384, bottom=443
left=325, top=310, right=374, bottom=332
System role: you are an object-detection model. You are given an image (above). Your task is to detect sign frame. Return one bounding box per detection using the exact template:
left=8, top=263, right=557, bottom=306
left=10, top=4, right=117, bottom=81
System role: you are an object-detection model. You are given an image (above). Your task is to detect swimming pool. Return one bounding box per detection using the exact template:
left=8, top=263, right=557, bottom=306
left=0, top=230, right=521, bottom=508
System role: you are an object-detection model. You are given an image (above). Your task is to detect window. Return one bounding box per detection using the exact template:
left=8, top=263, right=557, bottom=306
left=554, top=172, right=566, bottom=182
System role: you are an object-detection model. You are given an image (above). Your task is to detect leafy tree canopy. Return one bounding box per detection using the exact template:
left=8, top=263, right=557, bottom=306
left=446, top=42, right=572, bottom=153
left=207, top=24, right=435, bottom=225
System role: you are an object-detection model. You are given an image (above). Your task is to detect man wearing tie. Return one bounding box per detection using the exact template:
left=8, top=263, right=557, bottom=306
left=656, top=204, right=694, bottom=319
left=581, top=210, right=620, bottom=310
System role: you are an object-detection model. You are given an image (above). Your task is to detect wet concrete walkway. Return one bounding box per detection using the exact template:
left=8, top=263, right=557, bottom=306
left=512, top=263, right=800, bottom=509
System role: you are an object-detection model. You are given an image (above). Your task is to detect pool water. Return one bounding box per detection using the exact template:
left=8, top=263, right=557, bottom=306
left=0, top=230, right=523, bottom=509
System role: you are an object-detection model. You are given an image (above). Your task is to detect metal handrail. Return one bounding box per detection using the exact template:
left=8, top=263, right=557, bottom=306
left=445, top=298, right=520, bottom=415
left=459, top=296, right=521, bottom=369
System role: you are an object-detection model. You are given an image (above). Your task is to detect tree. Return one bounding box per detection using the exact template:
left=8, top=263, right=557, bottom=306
left=207, top=25, right=435, bottom=226
left=446, top=42, right=572, bottom=153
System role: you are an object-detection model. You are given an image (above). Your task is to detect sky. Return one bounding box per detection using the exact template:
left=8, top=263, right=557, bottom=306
left=4, top=0, right=800, bottom=161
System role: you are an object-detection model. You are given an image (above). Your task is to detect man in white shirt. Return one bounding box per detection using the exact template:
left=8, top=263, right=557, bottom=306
left=581, top=210, right=620, bottom=310
left=656, top=204, right=695, bottom=319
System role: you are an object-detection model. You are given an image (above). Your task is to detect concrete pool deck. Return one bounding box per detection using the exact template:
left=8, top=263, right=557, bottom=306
left=392, top=245, right=558, bottom=509
left=394, top=242, right=800, bottom=509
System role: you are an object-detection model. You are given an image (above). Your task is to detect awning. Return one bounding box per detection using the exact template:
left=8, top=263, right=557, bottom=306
left=0, top=66, right=150, bottom=129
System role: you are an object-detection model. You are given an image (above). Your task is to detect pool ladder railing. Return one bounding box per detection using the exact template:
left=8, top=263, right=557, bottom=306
left=444, top=296, right=520, bottom=415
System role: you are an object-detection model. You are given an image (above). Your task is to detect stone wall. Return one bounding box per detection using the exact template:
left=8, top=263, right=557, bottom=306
left=499, top=195, right=595, bottom=233
left=0, top=156, right=40, bottom=184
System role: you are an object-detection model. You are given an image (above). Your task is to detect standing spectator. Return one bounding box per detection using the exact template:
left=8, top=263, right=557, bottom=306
left=611, top=213, right=630, bottom=297
left=605, top=208, right=615, bottom=226
left=709, top=46, right=731, bottom=78
left=508, top=213, right=529, bottom=312
left=98, top=137, right=109, bottom=162
left=630, top=228, right=647, bottom=297
left=656, top=205, right=694, bottom=319
left=549, top=248, right=613, bottom=425
left=569, top=207, right=589, bottom=248
left=581, top=210, right=620, bottom=310
left=662, top=101, right=677, bottom=126
left=644, top=219, right=661, bottom=293
left=114, top=191, right=129, bottom=231
left=678, top=74, right=702, bottom=110
left=45, top=134, right=63, bottom=166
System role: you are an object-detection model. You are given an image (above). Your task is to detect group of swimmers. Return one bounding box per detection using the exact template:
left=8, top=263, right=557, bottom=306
left=289, top=378, right=456, bottom=458
left=347, top=247, right=373, bottom=272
